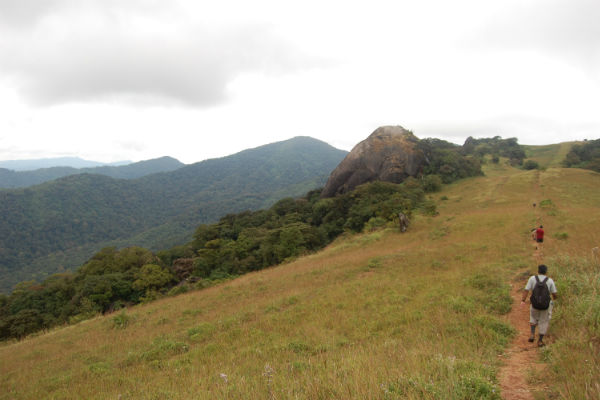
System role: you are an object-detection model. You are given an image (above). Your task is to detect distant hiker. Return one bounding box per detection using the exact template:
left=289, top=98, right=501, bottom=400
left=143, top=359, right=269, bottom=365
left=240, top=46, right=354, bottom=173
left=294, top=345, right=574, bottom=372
left=521, top=264, right=558, bottom=347
left=533, top=203, right=536, bottom=208
left=535, top=225, right=544, bottom=250
left=398, top=212, right=409, bottom=233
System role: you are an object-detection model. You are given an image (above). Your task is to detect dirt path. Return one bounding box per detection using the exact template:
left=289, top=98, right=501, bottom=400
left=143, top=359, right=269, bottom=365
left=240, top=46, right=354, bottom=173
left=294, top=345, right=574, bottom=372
left=498, top=279, right=541, bottom=400
left=498, top=174, right=546, bottom=399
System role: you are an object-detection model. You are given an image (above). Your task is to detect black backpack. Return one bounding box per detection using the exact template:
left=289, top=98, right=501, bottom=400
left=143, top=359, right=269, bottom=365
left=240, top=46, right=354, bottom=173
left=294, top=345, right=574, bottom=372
left=531, top=276, right=551, bottom=310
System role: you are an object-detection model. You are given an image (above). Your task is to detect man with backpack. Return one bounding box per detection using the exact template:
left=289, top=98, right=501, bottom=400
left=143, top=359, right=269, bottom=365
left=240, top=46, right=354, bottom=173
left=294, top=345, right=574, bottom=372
left=521, top=264, right=558, bottom=347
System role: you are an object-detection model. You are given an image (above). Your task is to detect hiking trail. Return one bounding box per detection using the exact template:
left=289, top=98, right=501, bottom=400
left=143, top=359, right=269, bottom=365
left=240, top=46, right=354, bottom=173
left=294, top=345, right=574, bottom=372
left=498, top=172, right=549, bottom=399
left=498, top=275, right=547, bottom=400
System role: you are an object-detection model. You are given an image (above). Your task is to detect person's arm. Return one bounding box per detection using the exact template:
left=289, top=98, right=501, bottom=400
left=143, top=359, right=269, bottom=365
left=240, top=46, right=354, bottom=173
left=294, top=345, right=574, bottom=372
left=521, top=289, right=529, bottom=305
left=552, top=293, right=558, bottom=300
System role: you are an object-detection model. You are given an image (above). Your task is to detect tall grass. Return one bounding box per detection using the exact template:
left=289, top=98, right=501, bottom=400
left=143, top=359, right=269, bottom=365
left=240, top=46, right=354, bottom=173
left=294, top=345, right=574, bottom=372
left=536, top=255, right=600, bottom=399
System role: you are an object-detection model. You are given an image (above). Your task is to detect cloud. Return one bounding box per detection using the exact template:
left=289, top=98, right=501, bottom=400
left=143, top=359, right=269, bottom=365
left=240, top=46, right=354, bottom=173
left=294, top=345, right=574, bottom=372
left=0, top=0, right=63, bottom=26
left=472, top=0, right=600, bottom=74
left=0, top=1, right=313, bottom=106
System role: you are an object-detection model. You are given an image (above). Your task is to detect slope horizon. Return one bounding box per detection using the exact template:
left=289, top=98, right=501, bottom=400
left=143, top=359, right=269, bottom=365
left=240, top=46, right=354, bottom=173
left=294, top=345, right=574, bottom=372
left=0, top=132, right=585, bottom=169
left=0, top=135, right=344, bottom=169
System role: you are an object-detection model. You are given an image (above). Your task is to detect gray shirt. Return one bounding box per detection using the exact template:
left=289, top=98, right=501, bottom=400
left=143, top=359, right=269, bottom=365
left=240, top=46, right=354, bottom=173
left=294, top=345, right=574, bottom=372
left=525, top=274, right=557, bottom=294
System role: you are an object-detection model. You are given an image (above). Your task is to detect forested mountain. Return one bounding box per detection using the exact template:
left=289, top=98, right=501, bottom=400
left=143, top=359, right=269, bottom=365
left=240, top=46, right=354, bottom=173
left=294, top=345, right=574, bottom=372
left=0, top=137, right=347, bottom=293
left=0, top=156, right=184, bottom=188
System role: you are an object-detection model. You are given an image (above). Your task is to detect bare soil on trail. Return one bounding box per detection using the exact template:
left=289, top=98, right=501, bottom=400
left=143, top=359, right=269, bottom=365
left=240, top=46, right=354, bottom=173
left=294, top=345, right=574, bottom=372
left=498, top=280, right=541, bottom=400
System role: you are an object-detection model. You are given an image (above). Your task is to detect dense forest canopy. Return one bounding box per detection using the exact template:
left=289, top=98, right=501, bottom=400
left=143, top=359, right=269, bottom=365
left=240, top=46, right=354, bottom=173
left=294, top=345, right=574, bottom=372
left=0, top=137, right=347, bottom=293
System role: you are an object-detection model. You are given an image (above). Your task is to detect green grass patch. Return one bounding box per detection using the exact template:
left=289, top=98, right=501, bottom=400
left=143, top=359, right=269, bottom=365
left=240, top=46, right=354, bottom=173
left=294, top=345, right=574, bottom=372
left=465, top=273, right=512, bottom=315
left=553, top=232, right=569, bottom=240
left=187, top=322, right=216, bottom=341
left=140, top=337, right=189, bottom=362
left=383, top=357, right=501, bottom=399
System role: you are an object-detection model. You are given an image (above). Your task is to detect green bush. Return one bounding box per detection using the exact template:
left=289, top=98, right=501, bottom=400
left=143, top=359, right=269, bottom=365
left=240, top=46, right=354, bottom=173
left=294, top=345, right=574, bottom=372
left=422, top=175, right=443, bottom=192
left=364, top=217, right=387, bottom=232
left=112, top=311, right=131, bottom=329
left=523, top=159, right=539, bottom=170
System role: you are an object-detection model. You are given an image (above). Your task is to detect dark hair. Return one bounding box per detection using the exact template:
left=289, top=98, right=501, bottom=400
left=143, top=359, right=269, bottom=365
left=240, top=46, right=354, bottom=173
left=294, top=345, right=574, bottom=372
left=538, top=264, right=547, bottom=274
left=539, top=225, right=543, bottom=228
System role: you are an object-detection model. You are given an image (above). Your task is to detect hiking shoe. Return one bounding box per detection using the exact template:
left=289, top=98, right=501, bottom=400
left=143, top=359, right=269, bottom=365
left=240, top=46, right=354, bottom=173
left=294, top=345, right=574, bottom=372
left=528, top=336, right=535, bottom=343
left=538, top=341, right=545, bottom=347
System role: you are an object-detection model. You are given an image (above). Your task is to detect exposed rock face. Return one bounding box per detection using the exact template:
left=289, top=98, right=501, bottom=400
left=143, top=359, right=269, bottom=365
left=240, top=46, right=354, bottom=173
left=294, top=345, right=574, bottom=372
left=321, top=126, right=425, bottom=198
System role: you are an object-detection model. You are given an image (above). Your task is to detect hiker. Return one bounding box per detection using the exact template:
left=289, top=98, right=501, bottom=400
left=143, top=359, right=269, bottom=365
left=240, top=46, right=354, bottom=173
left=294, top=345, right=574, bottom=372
left=530, top=227, right=537, bottom=241
left=521, top=264, right=558, bottom=347
left=535, top=225, right=544, bottom=250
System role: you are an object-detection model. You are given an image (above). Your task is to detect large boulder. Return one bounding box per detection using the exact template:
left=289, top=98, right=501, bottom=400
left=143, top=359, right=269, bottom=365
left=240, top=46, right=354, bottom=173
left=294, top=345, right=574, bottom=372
left=321, top=126, right=425, bottom=197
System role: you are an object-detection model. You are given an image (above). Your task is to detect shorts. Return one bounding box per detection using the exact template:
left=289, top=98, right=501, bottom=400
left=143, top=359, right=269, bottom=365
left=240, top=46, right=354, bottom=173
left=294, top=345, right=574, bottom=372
left=530, top=303, right=553, bottom=334
left=536, top=238, right=544, bottom=243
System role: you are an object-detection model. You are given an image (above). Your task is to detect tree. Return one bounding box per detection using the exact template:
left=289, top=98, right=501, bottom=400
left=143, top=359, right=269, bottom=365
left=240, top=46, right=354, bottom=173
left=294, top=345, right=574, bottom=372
left=523, top=160, right=539, bottom=170
left=421, top=175, right=442, bottom=193
left=8, top=309, right=44, bottom=339
left=132, top=264, right=174, bottom=293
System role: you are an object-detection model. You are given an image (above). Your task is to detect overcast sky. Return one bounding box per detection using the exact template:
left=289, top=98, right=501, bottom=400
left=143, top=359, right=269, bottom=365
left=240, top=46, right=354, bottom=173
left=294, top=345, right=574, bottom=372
left=1, top=0, right=598, bottom=164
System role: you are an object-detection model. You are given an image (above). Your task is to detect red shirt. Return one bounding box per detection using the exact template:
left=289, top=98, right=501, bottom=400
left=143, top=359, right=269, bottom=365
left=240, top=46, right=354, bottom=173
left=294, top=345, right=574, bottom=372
left=536, top=228, right=544, bottom=239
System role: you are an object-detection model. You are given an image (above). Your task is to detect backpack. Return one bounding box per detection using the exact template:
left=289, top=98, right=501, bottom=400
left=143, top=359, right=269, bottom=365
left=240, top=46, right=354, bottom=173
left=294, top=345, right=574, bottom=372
left=530, top=276, right=551, bottom=310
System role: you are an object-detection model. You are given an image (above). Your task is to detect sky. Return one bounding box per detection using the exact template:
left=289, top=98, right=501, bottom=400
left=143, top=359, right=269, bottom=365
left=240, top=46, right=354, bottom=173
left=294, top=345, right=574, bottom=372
left=0, top=0, right=599, bottom=164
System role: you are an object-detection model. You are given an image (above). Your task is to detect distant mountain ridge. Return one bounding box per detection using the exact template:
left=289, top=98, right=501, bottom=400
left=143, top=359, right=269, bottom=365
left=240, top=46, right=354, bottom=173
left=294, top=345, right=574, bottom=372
left=0, top=157, right=130, bottom=171
left=0, top=156, right=185, bottom=188
left=0, top=136, right=347, bottom=292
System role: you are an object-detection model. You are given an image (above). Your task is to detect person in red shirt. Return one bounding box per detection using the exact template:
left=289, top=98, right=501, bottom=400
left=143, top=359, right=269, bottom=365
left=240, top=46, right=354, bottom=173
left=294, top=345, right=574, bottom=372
left=535, top=225, right=544, bottom=250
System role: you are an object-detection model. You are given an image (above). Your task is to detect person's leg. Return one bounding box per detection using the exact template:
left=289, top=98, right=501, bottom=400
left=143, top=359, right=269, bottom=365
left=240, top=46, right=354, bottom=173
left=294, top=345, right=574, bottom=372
left=529, top=307, right=539, bottom=342
left=537, top=310, right=550, bottom=346
left=529, top=324, right=536, bottom=342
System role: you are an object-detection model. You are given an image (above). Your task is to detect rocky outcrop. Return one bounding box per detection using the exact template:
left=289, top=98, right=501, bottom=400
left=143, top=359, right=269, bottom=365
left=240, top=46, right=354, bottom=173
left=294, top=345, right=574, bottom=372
left=320, top=126, right=425, bottom=197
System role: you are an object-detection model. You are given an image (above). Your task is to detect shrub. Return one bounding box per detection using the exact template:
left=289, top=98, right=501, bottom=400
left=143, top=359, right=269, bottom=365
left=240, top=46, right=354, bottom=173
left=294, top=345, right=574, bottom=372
left=364, top=217, right=387, bottom=232
left=422, top=174, right=443, bottom=192
left=523, top=159, right=539, bottom=170
left=112, top=311, right=131, bottom=329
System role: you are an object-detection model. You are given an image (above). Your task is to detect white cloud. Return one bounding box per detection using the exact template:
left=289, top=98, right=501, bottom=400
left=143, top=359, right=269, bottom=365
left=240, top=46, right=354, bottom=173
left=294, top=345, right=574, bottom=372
left=471, top=0, right=600, bottom=75
left=0, top=0, right=598, bottom=164
left=0, top=0, right=316, bottom=106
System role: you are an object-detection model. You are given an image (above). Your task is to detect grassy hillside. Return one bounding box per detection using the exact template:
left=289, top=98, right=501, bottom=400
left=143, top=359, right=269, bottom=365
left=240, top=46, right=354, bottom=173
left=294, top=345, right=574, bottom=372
left=1, top=161, right=599, bottom=399
left=522, top=142, right=575, bottom=169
